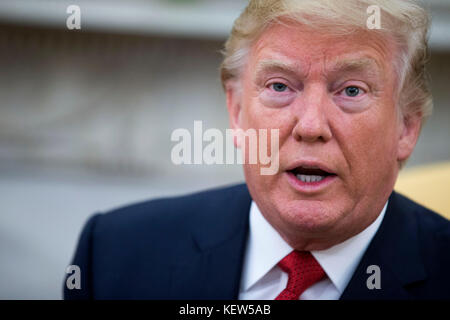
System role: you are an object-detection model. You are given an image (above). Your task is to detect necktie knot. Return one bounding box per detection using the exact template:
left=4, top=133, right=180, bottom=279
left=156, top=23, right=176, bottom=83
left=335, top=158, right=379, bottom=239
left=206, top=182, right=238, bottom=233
left=275, top=250, right=325, bottom=300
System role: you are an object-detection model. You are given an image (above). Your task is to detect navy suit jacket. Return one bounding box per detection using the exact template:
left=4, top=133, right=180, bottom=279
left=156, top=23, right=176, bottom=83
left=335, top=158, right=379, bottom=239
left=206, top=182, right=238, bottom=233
left=64, top=183, right=450, bottom=299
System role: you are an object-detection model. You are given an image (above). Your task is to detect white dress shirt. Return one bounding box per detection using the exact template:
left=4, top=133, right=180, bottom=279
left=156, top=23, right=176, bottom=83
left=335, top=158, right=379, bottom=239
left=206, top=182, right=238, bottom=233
left=238, top=200, right=387, bottom=300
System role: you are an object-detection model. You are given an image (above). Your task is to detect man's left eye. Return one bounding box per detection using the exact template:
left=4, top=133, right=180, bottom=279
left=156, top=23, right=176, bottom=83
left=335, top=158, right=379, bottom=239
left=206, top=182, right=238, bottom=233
left=343, top=86, right=362, bottom=97
left=271, top=83, right=288, bottom=92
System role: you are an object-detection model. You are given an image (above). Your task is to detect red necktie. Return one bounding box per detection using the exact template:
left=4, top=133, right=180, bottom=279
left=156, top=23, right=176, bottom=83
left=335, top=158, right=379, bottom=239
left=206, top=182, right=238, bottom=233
left=275, top=250, right=326, bottom=300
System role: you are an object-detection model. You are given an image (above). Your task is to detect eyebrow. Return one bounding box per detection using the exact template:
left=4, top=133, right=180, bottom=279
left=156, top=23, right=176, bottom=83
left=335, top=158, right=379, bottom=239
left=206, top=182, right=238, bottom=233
left=254, top=59, right=303, bottom=81
left=253, top=57, right=383, bottom=81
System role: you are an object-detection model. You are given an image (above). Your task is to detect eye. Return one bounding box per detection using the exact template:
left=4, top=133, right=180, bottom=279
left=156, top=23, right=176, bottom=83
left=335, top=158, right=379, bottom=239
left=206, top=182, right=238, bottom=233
left=334, top=83, right=371, bottom=112
left=271, top=83, right=288, bottom=92
left=343, top=86, right=362, bottom=97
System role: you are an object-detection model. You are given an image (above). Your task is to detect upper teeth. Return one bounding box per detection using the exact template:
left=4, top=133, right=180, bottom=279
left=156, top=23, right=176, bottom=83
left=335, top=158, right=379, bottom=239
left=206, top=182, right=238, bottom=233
left=296, top=174, right=325, bottom=183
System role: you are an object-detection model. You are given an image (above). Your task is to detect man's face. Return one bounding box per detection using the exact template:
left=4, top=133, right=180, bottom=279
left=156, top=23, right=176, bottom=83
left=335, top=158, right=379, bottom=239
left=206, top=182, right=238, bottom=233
left=226, top=22, right=421, bottom=250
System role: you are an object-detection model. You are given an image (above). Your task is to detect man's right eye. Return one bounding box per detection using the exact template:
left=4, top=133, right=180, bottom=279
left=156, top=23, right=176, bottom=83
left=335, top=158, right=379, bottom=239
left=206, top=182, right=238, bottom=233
left=271, top=83, right=288, bottom=92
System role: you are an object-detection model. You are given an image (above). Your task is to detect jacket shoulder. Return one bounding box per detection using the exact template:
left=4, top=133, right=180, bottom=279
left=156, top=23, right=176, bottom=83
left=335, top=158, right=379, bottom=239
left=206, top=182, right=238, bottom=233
left=394, top=192, right=450, bottom=287
left=64, top=183, right=250, bottom=299
left=394, top=192, right=450, bottom=236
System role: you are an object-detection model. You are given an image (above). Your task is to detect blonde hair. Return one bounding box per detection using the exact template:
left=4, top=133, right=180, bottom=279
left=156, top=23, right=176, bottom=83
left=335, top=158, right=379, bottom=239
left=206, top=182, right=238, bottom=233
left=220, top=0, right=433, bottom=124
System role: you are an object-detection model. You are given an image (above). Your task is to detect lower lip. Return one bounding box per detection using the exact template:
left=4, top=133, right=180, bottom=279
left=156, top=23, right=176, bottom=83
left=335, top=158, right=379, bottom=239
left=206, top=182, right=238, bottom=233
left=286, top=171, right=337, bottom=193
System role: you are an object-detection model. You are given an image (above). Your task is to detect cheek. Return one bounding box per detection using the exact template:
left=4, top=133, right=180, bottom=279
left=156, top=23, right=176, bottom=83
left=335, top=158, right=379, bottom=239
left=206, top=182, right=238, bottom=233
left=239, top=100, right=293, bottom=186
left=243, top=95, right=294, bottom=133
left=338, top=110, right=398, bottom=186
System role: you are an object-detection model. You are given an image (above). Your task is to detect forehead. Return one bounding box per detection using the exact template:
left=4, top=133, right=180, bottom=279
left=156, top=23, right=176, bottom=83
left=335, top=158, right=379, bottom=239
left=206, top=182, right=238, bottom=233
left=248, top=22, right=394, bottom=77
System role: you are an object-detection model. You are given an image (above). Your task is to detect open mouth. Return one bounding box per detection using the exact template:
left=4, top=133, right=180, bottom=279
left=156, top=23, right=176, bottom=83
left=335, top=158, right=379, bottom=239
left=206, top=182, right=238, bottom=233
left=288, top=166, right=337, bottom=183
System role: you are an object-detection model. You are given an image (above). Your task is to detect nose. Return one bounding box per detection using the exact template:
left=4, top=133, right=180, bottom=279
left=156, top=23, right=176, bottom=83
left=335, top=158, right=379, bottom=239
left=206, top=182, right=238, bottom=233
left=291, top=84, right=332, bottom=143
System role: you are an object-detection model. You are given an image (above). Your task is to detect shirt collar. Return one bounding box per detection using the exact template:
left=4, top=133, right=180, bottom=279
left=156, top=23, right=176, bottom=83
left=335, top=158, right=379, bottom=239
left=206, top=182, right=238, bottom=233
left=240, top=200, right=387, bottom=294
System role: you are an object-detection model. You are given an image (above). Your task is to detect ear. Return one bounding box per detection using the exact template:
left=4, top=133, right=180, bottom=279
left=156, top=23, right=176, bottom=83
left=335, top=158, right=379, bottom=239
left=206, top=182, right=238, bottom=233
left=397, top=111, right=422, bottom=163
left=225, top=81, right=244, bottom=148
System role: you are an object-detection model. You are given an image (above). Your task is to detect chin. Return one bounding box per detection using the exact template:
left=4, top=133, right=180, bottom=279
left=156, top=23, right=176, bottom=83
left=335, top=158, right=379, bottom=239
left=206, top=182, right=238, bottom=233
left=276, top=198, right=345, bottom=233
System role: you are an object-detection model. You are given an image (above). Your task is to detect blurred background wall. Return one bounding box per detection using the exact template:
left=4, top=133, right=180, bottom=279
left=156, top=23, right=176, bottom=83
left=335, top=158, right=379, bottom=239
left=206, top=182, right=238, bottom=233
left=0, top=0, right=449, bottom=299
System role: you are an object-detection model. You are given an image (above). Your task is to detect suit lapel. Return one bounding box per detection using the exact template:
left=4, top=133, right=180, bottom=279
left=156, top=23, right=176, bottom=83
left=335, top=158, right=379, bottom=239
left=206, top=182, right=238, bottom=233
left=169, top=184, right=252, bottom=299
left=340, top=191, right=427, bottom=299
